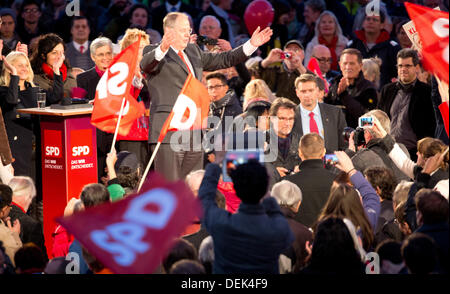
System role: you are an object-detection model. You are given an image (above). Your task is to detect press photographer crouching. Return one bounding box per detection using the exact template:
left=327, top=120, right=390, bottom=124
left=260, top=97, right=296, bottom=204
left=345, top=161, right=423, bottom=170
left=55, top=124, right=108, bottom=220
left=343, top=109, right=410, bottom=182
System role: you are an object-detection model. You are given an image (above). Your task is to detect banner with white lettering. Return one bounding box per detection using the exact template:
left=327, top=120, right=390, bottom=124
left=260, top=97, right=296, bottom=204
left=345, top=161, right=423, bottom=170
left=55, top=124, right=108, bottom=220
left=56, top=172, right=202, bottom=274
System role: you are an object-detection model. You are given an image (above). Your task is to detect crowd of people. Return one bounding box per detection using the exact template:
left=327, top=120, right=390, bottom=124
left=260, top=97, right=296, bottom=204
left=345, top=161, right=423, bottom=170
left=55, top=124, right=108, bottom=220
left=0, top=0, right=449, bottom=275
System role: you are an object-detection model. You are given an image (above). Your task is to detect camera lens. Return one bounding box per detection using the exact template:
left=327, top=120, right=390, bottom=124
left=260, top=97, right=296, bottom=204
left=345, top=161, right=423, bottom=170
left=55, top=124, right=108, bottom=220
left=342, top=127, right=355, bottom=142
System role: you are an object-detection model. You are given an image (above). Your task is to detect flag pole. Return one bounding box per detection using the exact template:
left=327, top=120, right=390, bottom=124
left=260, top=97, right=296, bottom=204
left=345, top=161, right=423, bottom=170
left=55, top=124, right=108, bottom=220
left=137, top=141, right=161, bottom=193
left=110, top=97, right=126, bottom=153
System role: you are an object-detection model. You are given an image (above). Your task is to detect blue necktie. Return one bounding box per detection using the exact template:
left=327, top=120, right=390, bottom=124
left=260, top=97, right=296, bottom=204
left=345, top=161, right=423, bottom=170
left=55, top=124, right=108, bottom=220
left=170, top=7, right=177, bottom=12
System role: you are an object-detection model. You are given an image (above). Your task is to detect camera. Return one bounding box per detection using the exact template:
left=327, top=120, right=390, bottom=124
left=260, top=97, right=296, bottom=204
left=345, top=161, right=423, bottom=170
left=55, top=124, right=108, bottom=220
left=197, top=35, right=218, bottom=46
left=280, top=52, right=291, bottom=59
left=342, top=127, right=366, bottom=147
left=222, top=149, right=263, bottom=182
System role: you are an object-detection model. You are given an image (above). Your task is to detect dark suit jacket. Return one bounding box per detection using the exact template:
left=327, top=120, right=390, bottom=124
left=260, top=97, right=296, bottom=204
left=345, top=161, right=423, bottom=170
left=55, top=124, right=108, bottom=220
left=292, top=103, right=348, bottom=154
left=76, top=67, right=100, bottom=101
left=141, top=42, right=248, bottom=144
left=9, top=205, right=48, bottom=261
left=378, top=80, right=436, bottom=142
left=285, top=159, right=336, bottom=227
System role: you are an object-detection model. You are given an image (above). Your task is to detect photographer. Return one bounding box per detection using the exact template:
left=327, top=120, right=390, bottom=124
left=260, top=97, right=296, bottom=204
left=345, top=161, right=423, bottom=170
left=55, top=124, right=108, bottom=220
left=344, top=109, right=409, bottom=182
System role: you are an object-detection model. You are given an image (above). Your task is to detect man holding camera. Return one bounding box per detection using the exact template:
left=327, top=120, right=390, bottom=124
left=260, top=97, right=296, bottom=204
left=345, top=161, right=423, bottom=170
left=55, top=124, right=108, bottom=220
left=255, top=40, right=313, bottom=104
left=345, top=110, right=409, bottom=182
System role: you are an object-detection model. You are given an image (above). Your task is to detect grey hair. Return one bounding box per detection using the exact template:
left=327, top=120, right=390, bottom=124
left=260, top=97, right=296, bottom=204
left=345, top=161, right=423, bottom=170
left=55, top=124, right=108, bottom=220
left=393, top=181, right=414, bottom=207
left=271, top=180, right=302, bottom=208
left=199, top=15, right=221, bottom=29
left=198, top=236, right=214, bottom=265
left=185, top=169, right=205, bottom=191
left=314, top=10, right=343, bottom=38
left=90, top=37, right=113, bottom=56
left=8, top=176, right=36, bottom=200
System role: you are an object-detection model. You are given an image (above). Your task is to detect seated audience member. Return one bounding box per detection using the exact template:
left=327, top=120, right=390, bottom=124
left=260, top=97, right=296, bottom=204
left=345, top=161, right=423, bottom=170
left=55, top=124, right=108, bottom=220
left=318, top=151, right=380, bottom=251
left=30, top=33, right=77, bottom=102
left=0, top=8, right=22, bottom=55
left=67, top=183, right=110, bottom=274
left=378, top=49, right=436, bottom=160
left=293, top=73, right=348, bottom=153
left=325, top=48, right=378, bottom=129
left=375, top=239, right=407, bottom=274
left=304, top=11, right=349, bottom=71
left=0, top=184, right=22, bottom=267
left=301, top=217, right=365, bottom=274
left=198, top=236, right=214, bottom=274
left=0, top=51, right=39, bottom=177
left=308, top=45, right=339, bottom=85
left=362, top=57, right=381, bottom=90
left=347, top=8, right=401, bottom=87
left=271, top=180, right=313, bottom=273
left=8, top=176, right=47, bottom=261
left=162, top=238, right=198, bottom=274
left=401, top=233, right=439, bottom=274
left=364, top=167, right=397, bottom=235
left=346, top=110, right=410, bottom=182
left=14, top=242, right=46, bottom=274
left=76, top=37, right=114, bottom=181
left=65, top=16, right=95, bottom=71
left=255, top=40, right=313, bottom=104
left=198, top=160, right=294, bottom=273
left=265, top=98, right=301, bottom=182
left=285, top=133, right=335, bottom=227
left=16, top=0, right=50, bottom=45
left=169, top=259, right=206, bottom=274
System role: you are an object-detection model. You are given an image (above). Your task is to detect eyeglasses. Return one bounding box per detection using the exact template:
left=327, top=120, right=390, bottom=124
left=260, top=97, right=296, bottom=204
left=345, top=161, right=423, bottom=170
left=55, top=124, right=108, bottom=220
left=314, top=56, right=333, bottom=63
left=23, top=8, right=39, bottom=14
left=397, top=64, right=415, bottom=69
left=207, top=84, right=226, bottom=90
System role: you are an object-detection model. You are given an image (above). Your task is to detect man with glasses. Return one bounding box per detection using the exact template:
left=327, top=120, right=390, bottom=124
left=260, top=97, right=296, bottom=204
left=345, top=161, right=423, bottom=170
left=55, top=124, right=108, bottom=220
left=378, top=49, right=435, bottom=160
left=16, top=0, right=49, bottom=45
left=141, top=12, right=272, bottom=182
left=325, top=48, right=378, bottom=129
left=310, top=44, right=339, bottom=85
left=347, top=9, right=400, bottom=88
left=256, top=40, right=314, bottom=104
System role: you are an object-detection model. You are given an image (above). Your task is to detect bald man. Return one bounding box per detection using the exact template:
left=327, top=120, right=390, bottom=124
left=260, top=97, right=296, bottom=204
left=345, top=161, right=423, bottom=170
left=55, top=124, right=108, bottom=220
left=310, top=44, right=339, bottom=84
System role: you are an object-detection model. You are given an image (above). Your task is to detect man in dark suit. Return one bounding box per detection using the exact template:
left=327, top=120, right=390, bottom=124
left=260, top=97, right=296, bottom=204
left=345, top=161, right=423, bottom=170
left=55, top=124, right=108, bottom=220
left=140, top=12, right=272, bottom=181
left=292, top=73, right=347, bottom=154
left=76, top=37, right=114, bottom=182
left=151, top=0, right=200, bottom=36
left=285, top=133, right=336, bottom=227
left=8, top=176, right=47, bottom=261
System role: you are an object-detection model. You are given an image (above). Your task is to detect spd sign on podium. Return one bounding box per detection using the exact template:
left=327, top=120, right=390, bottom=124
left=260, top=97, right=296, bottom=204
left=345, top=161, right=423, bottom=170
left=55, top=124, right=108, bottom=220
left=20, top=107, right=98, bottom=258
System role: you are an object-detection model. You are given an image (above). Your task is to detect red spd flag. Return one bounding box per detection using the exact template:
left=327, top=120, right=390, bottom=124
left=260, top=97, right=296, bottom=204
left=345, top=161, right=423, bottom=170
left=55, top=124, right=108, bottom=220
left=56, top=173, right=202, bottom=274
left=307, top=57, right=329, bottom=93
left=91, top=37, right=145, bottom=136
left=158, top=73, right=210, bottom=142
left=405, top=3, right=449, bottom=84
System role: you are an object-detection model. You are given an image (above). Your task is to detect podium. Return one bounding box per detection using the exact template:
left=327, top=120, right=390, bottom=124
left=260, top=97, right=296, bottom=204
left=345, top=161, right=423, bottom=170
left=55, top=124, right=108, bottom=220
left=18, top=106, right=97, bottom=258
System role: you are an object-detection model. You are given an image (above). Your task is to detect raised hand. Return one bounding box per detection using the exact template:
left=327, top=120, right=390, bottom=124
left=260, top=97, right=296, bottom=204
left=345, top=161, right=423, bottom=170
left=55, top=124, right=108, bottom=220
left=189, top=33, right=198, bottom=44
left=334, top=151, right=356, bottom=174
left=15, top=41, right=28, bottom=56
left=216, top=39, right=232, bottom=52
left=160, top=28, right=178, bottom=52
left=1, top=55, right=17, bottom=76
left=0, top=40, right=3, bottom=55
left=337, top=77, right=349, bottom=95
left=261, top=48, right=284, bottom=68
left=52, top=53, right=65, bottom=75
left=370, top=115, right=387, bottom=138
left=249, top=26, right=273, bottom=47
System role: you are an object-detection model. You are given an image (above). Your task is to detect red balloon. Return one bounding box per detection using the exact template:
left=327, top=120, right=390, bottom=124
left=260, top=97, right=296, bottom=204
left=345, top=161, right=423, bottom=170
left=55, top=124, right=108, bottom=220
left=244, top=0, right=275, bottom=35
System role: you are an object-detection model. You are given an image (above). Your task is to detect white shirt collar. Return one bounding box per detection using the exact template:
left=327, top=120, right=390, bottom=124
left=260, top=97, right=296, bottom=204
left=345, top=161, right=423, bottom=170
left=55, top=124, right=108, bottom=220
left=299, top=102, right=320, bottom=116
left=166, top=1, right=181, bottom=12
left=73, top=40, right=89, bottom=52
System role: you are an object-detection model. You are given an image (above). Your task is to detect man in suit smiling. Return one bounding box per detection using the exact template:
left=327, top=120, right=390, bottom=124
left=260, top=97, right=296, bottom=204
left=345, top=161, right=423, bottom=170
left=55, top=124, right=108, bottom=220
left=292, top=73, right=347, bottom=154
left=140, top=12, right=272, bottom=181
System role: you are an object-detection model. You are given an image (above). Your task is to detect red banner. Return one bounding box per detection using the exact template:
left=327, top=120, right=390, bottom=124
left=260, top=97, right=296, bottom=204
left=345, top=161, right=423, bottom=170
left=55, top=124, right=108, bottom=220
left=91, top=37, right=145, bottom=136
left=405, top=3, right=449, bottom=84
left=158, top=74, right=210, bottom=142
left=307, top=57, right=329, bottom=93
left=56, top=172, right=202, bottom=274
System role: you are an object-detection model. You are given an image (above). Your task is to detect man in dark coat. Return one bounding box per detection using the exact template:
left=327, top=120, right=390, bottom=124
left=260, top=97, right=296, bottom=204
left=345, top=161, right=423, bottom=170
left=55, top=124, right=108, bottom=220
left=378, top=49, right=436, bottom=160
left=140, top=12, right=272, bottom=181
left=325, top=48, right=378, bottom=129
left=285, top=133, right=336, bottom=227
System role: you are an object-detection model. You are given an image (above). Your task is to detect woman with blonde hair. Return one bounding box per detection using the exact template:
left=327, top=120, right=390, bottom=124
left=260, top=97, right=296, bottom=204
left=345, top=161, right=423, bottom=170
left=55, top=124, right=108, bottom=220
left=242, top=79, right=276, bottom=111
left=0, top=51, right=38, bottom=176
left=115, top=28, right=151, bottom=168
left=362, top=57, right=382, bottom=90
left=304, top=10, right=349, bottom=71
